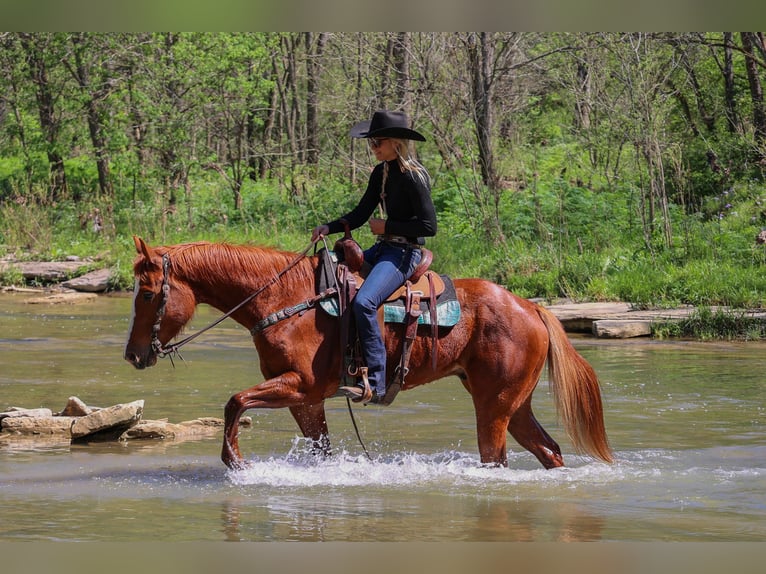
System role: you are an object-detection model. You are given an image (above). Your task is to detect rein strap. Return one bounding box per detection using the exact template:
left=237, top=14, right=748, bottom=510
left=154, top=239, right=318, bottom=358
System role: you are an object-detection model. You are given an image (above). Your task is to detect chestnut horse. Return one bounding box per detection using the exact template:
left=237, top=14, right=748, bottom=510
left=124, top=236, right=612, bottom=470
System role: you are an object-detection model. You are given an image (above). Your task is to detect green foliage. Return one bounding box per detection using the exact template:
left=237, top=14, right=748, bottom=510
left=654, top=307, right=766, bottom=341
left=0, top=32, right=765, bottom=324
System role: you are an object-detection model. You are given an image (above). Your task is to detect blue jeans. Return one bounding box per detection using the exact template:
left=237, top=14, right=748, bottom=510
left=352, top=242, right=422, bottom=395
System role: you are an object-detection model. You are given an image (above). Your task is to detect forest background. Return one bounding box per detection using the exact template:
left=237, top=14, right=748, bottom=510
left=1, top=32, right=765, bottom=317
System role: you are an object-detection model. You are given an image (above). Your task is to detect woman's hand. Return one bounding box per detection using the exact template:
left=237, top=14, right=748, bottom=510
left=311, top=224, right=330, bottom=242
left=368, top=218, right=386, bottom=235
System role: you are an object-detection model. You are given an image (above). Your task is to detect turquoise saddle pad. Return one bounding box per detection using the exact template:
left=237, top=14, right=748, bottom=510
left=318, top=278, right=461, bottom=327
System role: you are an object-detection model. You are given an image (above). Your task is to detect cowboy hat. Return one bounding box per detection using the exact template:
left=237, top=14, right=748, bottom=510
left=350, top=110, right=426, bottom=142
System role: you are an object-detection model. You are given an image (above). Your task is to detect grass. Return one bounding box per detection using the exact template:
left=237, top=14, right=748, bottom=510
left=1, top=169, right=765, bottom=344
left=653, top=307, right=766, bottom=341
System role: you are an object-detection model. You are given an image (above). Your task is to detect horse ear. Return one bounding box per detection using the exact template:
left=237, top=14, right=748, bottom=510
left=133, top=236, right=154, bottom=259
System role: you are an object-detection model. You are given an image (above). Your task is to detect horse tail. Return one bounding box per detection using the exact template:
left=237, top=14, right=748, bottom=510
left=536, top=306, right=613, bottom=463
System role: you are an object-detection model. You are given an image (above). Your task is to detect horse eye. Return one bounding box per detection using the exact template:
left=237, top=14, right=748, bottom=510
left=142, top=291, right=154, bottom=302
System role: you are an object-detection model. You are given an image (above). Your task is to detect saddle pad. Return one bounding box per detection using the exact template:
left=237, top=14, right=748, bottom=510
left=318, top=273, right=461, bottom=327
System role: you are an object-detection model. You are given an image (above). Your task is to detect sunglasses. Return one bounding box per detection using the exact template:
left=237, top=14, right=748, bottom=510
left=368, top=137, right=389, bottom=148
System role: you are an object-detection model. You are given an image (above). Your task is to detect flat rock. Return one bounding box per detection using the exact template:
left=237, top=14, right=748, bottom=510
left=0, top=260, right=89, bottom=282
left=544, top=302, right=634, bottom=332
left=61, top=268, right=111, bottom=292
left=70, top=400, right=144, bottom=438
left=120, top=416, right=252, bottom=440
left=544, top=301, right=703, bottom=335
left=25, top=292, right=98, bottom=304
left=0, top=408, right=54, bottom=421
left=1, top=415, right=77, bottom=436
left=592, top=319, right=653, bottom=339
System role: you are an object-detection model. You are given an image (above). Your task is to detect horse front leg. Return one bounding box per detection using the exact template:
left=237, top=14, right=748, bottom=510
left=289, top=403, right=331, bottom=456
left=222, top=371, right=308, bottom=470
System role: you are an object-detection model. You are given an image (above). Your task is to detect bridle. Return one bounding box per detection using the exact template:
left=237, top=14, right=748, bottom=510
left=147, top=240, right=318, bottom=364
left=149, top=253, right=172, bottom=359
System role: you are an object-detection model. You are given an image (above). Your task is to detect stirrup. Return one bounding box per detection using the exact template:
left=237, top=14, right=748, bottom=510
left=379, top=366, right=407, bottom=406
left=378, top=381, right=400, bottom=406
left=338, top=367, right=373, bottom=404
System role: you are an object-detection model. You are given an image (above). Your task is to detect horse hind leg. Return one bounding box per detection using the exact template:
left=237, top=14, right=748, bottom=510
left=507, top=400, right=564, bottom=469
left=464, top=378, right=512, bottom=467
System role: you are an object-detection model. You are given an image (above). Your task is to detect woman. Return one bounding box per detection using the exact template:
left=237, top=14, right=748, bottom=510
left=311, top=110, right=437, bottom=404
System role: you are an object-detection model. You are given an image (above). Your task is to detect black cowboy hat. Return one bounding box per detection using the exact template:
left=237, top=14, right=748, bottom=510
left=350, top=110, right=426, bottom=142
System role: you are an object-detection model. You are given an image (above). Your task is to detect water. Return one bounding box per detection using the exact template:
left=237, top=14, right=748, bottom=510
left=1, top=292, right=764, bottom=541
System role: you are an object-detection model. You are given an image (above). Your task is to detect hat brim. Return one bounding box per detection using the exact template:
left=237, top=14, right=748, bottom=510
left=350, top=120, right=426, bottom=142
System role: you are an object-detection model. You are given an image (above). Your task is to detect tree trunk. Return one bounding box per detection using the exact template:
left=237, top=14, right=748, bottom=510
left=305, top=32, right=326, bottom=166
left=466, top=32, right=499, bottom=192
left=19, top=33, right=68, bottom=202
left=723, top=33, right=739, bottom=134
left=741, top=32, right=766, bottom=150
left=69, top=33, right=113, bottom=198
left=393, top=32, right=411, bottom=115
left=574, top=59, right=592, bottom=130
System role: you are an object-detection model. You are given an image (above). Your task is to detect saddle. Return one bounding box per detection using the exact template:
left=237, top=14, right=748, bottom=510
left=320, top=228, right=456, bottom=406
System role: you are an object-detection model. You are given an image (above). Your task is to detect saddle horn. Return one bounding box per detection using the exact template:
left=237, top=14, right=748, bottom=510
left=333, top=218, right=364, bottom=273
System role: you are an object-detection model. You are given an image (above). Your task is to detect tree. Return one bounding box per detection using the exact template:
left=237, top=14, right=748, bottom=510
left=464, top=32, right=500, bottom=194
left=194, top=33, right=275, bottom=211
left=0, top=33, right=36, bottom=195
left=18, top=33, right=68, bottom=202
left=64, top=32, right=118, bottom=198
left=740, top=32, right=766, bottom=155
left=305, top=32, right=327, bottom=167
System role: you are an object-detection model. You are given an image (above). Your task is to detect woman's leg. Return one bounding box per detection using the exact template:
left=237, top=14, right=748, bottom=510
left=351, top=244, right=421, bottom=396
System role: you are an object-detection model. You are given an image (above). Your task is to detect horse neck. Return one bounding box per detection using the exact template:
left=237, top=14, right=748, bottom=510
left=168, top=243, right=316, bottom=328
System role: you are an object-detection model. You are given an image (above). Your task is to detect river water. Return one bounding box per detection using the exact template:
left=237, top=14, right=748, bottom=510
left=1, top=291, right=764, bottom=542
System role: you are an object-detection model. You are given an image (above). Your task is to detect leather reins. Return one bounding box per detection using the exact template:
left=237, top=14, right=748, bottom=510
left=150, top=238, right=319, bottom=362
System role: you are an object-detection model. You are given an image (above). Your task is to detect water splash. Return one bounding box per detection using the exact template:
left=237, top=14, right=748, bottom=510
left=225, top=437, right=618, bottom=489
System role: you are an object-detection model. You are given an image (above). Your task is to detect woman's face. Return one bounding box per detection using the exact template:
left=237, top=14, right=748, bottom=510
left=369, top=138, right=398, bottom=162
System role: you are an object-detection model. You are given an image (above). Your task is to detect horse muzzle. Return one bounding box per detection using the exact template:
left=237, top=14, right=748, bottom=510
left=124, top=346, right=158, bottom=369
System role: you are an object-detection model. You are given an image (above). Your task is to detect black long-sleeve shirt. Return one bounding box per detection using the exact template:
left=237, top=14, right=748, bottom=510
left=327, top=159, right=437, bottom=245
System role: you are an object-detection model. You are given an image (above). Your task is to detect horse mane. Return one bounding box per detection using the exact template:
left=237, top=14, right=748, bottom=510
left=157, top=241, right=315, bottom=292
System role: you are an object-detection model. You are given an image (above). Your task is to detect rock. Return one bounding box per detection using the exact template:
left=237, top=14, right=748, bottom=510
left=25, top=292, right=98, bottom=304
left=58, top=396, right=93, bottom=417
left=592, top=319, right=653, bottom=338
left=544, top=302, right=634, bottom=333
left=61, top=268, right=111, bottom=292
left=0, top=260, right=89, bottom=282
left=0, top=397, right=246, bottom=446
left=70, top=400, right=144, bottom=439
left=1, top=415, right=76, bottom=436
left=120, top=416, right=252, bottom=440
left=0, top=408, right=54, bottom=421
left=121, top=418, right=219, bottom=440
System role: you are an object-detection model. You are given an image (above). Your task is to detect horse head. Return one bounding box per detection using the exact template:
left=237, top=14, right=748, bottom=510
left=124, top=236, right=195, bottom=369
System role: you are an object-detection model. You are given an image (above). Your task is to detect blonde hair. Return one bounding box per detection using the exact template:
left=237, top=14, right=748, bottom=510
left=391, top=138, right=430, bottom=187
left=379, top=138, right=430, bottom=217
